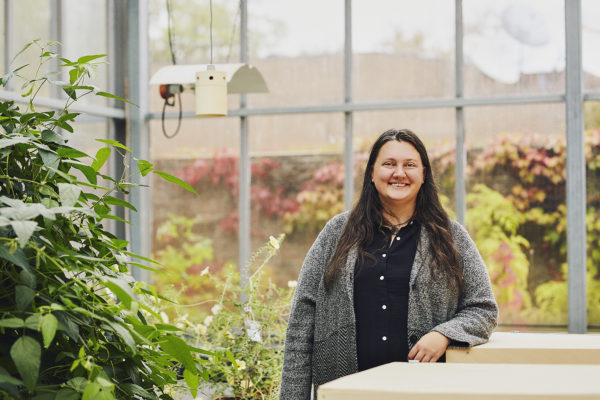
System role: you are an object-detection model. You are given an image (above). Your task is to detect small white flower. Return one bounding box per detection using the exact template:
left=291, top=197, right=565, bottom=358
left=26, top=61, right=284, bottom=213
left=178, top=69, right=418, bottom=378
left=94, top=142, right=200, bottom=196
left=160, top=311, right=169, bottom=324
left=287, top=280, right=297, bottom=288
left=203, top=315, right=213, bottom=326
left=196, top=324, right=207, bottom=335
left=211, top=304, right=223, bottom=315
left=269, top=235, right=280, bottom=250
left=200, top=266, right=210, bottom=276
left=236, top=360, right=247, bottom=371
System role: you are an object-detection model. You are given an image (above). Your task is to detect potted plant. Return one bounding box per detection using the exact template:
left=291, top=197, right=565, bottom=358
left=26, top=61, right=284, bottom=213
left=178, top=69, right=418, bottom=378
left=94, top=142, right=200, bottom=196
left=0, top=40, right=205, bottom=399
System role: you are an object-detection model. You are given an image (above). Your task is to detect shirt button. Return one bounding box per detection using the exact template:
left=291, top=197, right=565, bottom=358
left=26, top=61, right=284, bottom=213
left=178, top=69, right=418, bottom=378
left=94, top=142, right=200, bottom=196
left=382, top=336, right=387, bottom=341
left=382, top=305, right=387, bottom=310
left=380, top=275, right=384, bottom=280
left=396, top=237, right=400, bottom=241
left=382, top=253, right=387, bottom=258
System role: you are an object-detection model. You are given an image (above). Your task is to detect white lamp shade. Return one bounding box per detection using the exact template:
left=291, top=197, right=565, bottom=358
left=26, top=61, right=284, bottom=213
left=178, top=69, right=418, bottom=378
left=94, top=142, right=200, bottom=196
left=195, top=69, right=227, bottom=117
left=150, top=63, right=268, bottom=94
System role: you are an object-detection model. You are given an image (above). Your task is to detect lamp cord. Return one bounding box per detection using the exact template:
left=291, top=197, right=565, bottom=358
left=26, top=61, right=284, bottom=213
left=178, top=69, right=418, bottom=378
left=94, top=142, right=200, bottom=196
left=163, top=0, right=182, bottom=139
left=161, top=92, right=182, bottom=139
left=210, top=0, right=214, bottom=64
left=166, top=0, right=177, bottom=65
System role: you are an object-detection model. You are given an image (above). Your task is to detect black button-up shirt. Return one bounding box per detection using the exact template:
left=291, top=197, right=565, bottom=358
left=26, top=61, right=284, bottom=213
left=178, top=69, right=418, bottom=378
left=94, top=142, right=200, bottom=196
left=353, top=220, right=420, bottom=371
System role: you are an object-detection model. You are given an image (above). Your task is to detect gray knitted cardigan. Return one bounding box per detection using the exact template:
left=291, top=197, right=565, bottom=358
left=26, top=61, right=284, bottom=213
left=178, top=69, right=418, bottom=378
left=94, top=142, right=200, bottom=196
left=279, top=211, right=498, bottom=400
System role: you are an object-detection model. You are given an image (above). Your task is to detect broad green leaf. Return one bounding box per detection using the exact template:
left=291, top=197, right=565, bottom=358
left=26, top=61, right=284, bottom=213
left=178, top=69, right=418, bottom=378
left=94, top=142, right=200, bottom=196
left=64, top=87, right=76, bottom=100
left=39, top=149, right=60, bottom=169
left=70, top=163, right=97, bottom=185
left=63, top=85, right=95, bottom=91
left=123, top=251, right=163, bottom=266
left=68, top=68, right=82, bottom=85
left=77, top=54, right=106, bottom=64
left=38, top=185, right=58, bottom=199
left=110, top=238, right=129, bottom=249
left=24, top=314, right=42, bottom=330
left=94, top=204, right=110, bottom=216
left=55, top=119, right=74, bottom=133
left=107, top=322, right=136, bottom=354
left=0, top=243, right=30, bottom=270
left=160, top=335, right=196, bottom=372
left=59, top=57, right=75, bottom=66
left=57, top=147, right=88, bottom=158
left=128, top=262, right=159, bottom=273
left=153, top=171, right=198, bottom=195
left=103, top=277, right=134, bottom=309
left=16, top=285, right=36, bottom=311
left=12, top=40, right=35, bottom=63
left=82, top=382, right=100, bottom=400
left=10, top=221, right=37, bottom=248
left=41, top=129, right=65, bottom=144
left=120, top=383, right=155, bottom=400
left=20, top=269, right=36, bottom=288
left=103, top=196, right=136, bottom=212
left=67, top=377, right=87, bottom=391
left=136, top=160, right=153, bottom=177
left=41, top=314, right=58, bottom=348
left=95, top=139, right=131, bottom=152
left=21, top=82, right=34, bottom=97
left=58, top=183, right=81, bottom=207
left=58, top=112, right=80, bottom=122
left=91, top=147, right=111, bottom=172
left=53, top=388, right=79, bottom=400
left=183, top=369, right=199, bottom=398
left=0, top=318, right=24, bottom=328
left=100, top=214, right=131, bottom=225
left=96, top=91, right=136, bottom=106
left=0, top=372, right=23, bottom=386
left=0, top=137, right=30, bottom=150
left=10, top=336, right=41, bottom=392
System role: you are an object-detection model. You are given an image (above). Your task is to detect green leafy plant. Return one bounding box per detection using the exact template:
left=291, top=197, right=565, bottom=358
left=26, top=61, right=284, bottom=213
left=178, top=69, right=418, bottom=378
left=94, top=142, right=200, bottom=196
left=163, top=234, right=293, bottom=400
left=0, top=40, right=204, bottom=399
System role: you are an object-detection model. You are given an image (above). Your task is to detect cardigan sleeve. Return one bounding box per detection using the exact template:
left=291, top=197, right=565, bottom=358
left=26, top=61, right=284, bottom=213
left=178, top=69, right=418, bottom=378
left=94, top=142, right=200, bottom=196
left=279, top=214, right=346, bottom=400
left=432, top=221, right=498, bottom=347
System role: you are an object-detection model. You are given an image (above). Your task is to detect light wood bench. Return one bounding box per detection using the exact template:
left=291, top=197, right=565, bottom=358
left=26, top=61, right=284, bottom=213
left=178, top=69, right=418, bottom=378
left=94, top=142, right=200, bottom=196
left=318, top=362, right=600, bottom=399
left=446, top=331, right=600, bottom=364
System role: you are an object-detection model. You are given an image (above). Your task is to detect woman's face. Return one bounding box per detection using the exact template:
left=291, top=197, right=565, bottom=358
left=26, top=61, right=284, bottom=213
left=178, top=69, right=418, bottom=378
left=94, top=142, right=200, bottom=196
left=371, top=140, right=425, bottom=211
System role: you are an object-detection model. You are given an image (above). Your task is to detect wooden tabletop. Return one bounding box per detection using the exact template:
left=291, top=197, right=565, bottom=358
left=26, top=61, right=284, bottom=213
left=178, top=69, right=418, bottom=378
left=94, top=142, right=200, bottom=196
left=318, top=362, right=600, bottom=400
left=446, top=331, right=600, bottom=364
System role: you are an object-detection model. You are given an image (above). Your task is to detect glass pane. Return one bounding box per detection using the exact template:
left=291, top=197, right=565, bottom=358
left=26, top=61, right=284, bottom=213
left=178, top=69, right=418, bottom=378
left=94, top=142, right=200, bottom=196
left=247, top=0, right=344, bottom=107
left=353, top=0, right=455, bottom=102
left=13, top=0, right=50, bottom=97
left=585, top=101, right=600, bottom=328
left=62, top=0, right=108, bottom=107
left=150, top=117, right=240, bottom=319
left=354, top=109, right=457, bottom=206
left=465, top=103, right=566, bottom=327
left=249, top=113, right=344, bottom=286
left=463, top=0, right=565, bottom=97
left=583, top=0, right=600, bottom=92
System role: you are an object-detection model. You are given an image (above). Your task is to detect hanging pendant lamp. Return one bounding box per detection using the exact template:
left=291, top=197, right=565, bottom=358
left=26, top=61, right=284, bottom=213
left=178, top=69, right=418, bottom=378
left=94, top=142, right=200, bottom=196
left=196, top=65, right=227, bottom=116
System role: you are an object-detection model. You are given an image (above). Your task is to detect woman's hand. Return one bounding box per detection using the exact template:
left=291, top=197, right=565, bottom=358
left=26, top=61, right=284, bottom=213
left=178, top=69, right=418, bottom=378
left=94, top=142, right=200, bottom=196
left=407, top=331, right=450, bottom=362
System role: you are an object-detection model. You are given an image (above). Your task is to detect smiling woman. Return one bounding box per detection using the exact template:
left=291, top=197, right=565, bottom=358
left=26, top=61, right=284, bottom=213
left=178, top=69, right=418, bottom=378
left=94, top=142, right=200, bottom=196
left=279, top=129, right=498, bottom=400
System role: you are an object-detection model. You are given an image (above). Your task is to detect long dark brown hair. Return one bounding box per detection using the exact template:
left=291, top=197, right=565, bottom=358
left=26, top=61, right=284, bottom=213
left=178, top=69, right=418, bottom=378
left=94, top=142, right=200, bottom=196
left=324, top=129, right=464, bottom=292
